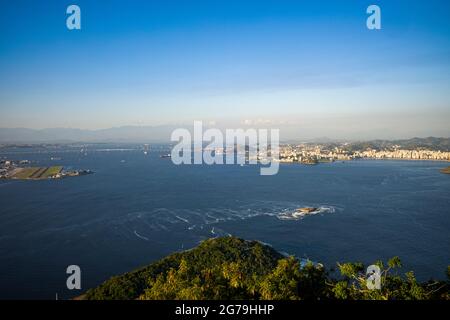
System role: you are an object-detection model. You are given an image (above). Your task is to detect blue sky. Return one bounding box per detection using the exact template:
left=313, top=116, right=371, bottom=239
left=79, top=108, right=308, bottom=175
left=0, top=0, right=449, bottom=138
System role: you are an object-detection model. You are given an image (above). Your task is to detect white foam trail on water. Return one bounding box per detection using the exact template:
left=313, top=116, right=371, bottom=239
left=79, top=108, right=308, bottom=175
left=134, top=230, right=149, bottom=241
left=256, top=240, right=273, bottom=247
left=155, top=223, right=169, bottom=231
left=175, top=215, right=189, bottom=223
left=108, top=202, right=340, bottom=238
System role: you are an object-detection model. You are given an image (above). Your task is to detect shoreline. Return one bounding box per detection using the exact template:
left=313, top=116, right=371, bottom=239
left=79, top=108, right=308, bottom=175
left=279, top=158, right=450, bottom=165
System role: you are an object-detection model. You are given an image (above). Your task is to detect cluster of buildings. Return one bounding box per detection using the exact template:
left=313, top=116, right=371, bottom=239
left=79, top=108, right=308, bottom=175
left=278, top=145, right=352, bottom=163
left=0, top=159, right=30, bottom=178
left=278, top=144, right=450, bottom=163
left=353, top=149, right=450, bottom=161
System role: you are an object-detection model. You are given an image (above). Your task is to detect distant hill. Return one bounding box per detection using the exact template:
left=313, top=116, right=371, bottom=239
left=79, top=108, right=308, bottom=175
left=0, top=126, right=181, bottom=143
left=83, top=237, right=283, bottom=300
left=0, top=127, right=449, bottom=149
left=344, top=137, right=450, bottom=152
left=82, top=236, right=449, bottom=300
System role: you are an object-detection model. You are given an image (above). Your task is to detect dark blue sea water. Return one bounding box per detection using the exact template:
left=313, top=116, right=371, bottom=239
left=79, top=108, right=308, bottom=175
left=0, top=145, right=449, bottom=299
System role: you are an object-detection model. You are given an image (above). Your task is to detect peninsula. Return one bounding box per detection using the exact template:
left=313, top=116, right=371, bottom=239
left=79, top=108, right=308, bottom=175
left=0, top=160, right=92, bottom=180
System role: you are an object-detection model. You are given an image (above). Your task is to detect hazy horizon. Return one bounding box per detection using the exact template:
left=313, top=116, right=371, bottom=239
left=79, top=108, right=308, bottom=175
left=0, top=124, right=449, bottom=144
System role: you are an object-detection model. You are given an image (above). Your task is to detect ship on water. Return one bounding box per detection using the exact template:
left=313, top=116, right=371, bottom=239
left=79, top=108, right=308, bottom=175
left=143, top=144, right=150, bottom=155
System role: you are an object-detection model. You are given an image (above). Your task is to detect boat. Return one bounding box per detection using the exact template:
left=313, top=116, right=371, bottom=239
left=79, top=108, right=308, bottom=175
left=296, top=207, right=319, bottom=213
left=143, top=144, right=150, bottom=155
left=288, top=207, right=320, bottom=219
left=278, top=206, right=333, bottom=220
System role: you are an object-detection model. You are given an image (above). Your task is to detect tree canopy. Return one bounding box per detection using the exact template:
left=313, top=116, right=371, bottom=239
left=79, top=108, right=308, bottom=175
left=84, top=237, right=449, bottom=300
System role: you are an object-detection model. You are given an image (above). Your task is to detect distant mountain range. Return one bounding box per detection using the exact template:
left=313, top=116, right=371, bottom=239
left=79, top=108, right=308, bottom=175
left=285, top=137, right=450, bottom=151
left=0, top=127, right=449, bottom=151
left=0, top=126, right=181, bottom=143
left=343, top=137, right=450, bottom=152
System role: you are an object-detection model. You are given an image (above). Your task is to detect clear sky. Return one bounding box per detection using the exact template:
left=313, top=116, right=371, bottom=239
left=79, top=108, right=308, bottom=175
left=1, top=0, right=449, bottom=139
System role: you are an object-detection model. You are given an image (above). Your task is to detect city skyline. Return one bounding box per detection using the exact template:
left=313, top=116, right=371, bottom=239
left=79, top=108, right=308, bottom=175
left=1, top=0, right=450, bottom=139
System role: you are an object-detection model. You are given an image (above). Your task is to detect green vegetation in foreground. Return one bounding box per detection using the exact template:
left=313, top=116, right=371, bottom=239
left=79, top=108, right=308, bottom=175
left=441, top=166, right=450, bottom=174
left=11, top=166, right=62, bottom=179
left=83, top=237, right=450, bottom=300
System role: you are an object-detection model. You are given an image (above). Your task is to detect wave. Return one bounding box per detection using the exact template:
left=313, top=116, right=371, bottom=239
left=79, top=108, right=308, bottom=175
left=133, top=230, right=149, bottom=241
left=42, top=202, right=339, bottom=240
left=175, top=215, right=189, bottom=223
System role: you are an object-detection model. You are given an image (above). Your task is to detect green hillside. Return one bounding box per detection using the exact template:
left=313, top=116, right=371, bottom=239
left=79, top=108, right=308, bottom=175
left=83, top=237, right=450, bottom=300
